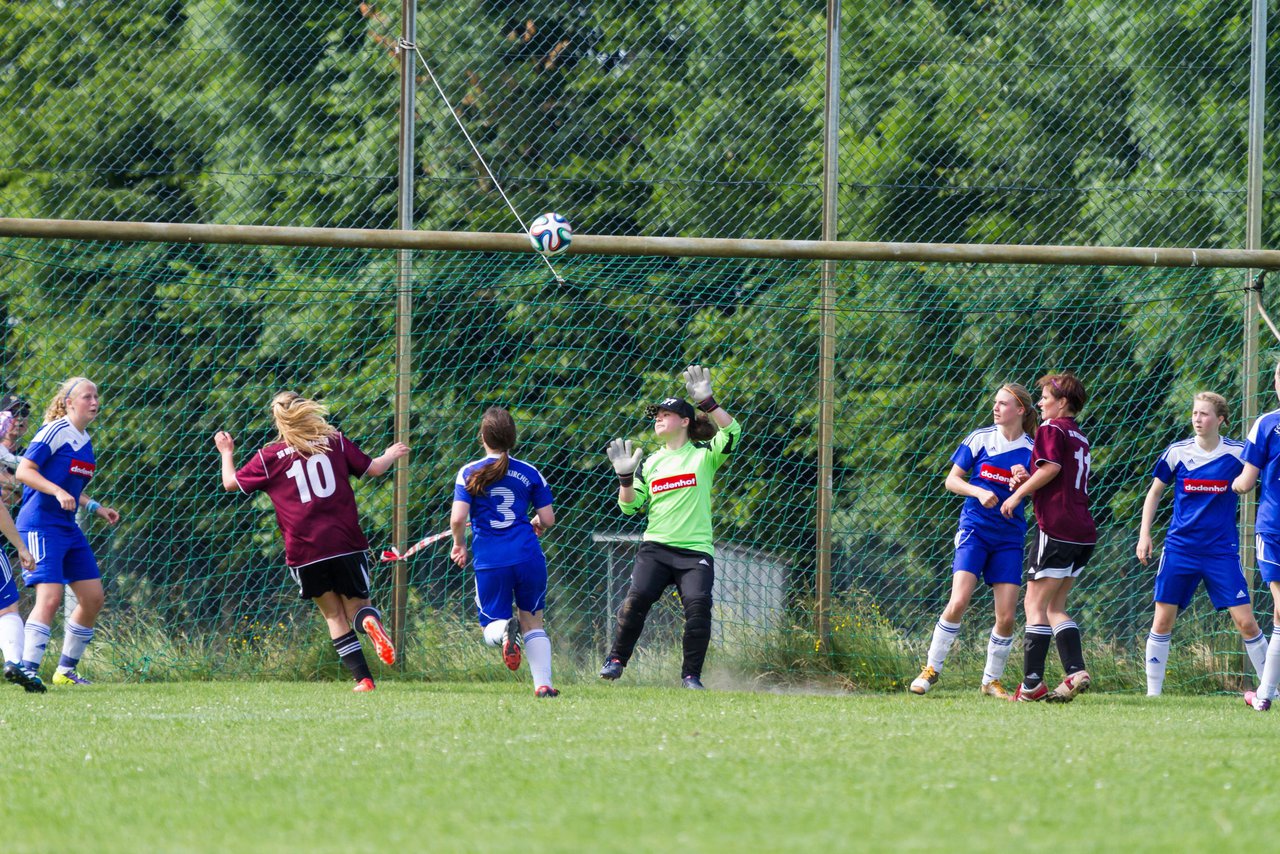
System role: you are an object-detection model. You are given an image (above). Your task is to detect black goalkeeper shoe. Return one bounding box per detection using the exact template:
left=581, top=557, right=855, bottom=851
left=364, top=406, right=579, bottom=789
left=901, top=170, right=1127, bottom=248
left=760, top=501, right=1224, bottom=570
left=681, top=675, right=706, bottom=690
left=599, top=657, right=624, bottom=680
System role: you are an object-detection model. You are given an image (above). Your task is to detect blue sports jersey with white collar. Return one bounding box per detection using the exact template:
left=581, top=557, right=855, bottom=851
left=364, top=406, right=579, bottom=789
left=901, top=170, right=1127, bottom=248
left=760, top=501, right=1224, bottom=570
left=16, top=418, right=96, bottom=530
left=454, top=455, right=553, bottom=570
left=950, top=425, right=1034, bottom=546
left=1152, top=437, right=1243, bottom=555
left=1243, top=408, right=1280, bottom=536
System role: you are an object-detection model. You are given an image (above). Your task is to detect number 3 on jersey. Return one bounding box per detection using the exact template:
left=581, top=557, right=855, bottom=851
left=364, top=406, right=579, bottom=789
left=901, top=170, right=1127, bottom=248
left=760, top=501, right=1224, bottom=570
left=488, top=486, right=517, bottom=528
left=286, top=455, right=337, bottom=503
left=1073, top=447, right=1092, bottom=493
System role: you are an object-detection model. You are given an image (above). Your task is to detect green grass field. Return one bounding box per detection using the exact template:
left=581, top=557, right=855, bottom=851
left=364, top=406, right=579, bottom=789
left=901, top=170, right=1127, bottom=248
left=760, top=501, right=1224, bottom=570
left=1, top=681, right=1273, bottom=853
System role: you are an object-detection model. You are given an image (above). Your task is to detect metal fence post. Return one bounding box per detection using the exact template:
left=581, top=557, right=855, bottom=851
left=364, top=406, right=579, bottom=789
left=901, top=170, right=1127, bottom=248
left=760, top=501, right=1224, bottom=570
left=392, top=0, right=417, bottom=661
left=1240, top=0, right=1267, bottom=622
left=816, top=0, right=841, bottom=651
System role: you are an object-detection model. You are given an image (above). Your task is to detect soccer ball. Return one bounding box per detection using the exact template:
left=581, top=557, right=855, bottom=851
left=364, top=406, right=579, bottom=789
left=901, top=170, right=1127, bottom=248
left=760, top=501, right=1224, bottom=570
left=528, top=212, right=573, bottom=255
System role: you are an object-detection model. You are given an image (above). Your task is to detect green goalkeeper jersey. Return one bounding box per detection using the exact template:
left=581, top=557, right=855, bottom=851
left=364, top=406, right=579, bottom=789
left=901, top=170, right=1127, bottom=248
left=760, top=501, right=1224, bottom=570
left=619, top=418, right=741, bottom=556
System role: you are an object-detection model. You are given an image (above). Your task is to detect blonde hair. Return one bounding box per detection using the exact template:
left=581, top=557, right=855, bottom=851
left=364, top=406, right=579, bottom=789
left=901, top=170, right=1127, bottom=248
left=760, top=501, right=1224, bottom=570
left=999, top=383, right=1039, bottom=435
left=271, top=392, right=336, bottom=456
left=44, top=376, right=95, bottom=424
left=1194, top=391, right=1229, bottom=424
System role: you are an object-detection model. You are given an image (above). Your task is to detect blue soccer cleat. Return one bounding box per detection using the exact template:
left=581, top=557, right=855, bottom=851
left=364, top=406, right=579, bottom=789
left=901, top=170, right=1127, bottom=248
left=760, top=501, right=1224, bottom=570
left=599, top=657, right=624, bottom=680
left=682, top=675, right=706, bottom=690
left=4, top=662, right=46, bottom=694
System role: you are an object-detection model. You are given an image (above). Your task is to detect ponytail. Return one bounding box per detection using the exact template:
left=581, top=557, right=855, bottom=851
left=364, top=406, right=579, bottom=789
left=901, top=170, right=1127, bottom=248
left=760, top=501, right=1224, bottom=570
left=466, top=406, right=518, bottom=497
left=688, top=413, right=720, bottom=442
left=45, top=376, right=93, bottom=424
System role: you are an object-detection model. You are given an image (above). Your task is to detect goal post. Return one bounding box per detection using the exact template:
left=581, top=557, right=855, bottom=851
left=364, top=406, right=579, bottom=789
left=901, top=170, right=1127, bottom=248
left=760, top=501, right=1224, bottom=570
left=0, top=218, right=1272, bottom=691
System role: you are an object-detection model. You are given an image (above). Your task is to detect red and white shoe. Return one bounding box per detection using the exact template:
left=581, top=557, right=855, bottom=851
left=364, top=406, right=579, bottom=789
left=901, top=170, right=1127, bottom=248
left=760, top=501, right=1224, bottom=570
left=362, top=615, right=397, bottom=666
left=1245, top=690, right=1272, bottom=711
left=1011, top=681, right=1048, bottom=702
left=502, top=618, right=523, bottom=672
left=535, top=685, right=560, bottom=698
left=1047, top=670, right=1091, bottom=703
left=353, top=677, right=376, bottom=693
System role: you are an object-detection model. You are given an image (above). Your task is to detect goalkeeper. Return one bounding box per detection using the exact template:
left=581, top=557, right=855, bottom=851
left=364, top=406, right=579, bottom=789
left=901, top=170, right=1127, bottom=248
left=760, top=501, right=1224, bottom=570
left=600, top=365, right=740, bottom=690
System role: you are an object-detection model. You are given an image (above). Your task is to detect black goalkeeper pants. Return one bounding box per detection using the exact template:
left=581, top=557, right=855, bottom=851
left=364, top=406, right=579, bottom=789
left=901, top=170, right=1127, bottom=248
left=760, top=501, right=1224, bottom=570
left=608, top=541, right=715, bottom=679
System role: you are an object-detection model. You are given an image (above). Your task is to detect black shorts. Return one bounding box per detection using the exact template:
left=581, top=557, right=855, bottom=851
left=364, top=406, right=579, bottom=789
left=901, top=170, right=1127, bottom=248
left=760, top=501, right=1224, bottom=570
left=1026, top=532, right=1095, bottom=581
left=629, top=542, right=715, bottom=602
left=289, top=552, right=372, bottom=600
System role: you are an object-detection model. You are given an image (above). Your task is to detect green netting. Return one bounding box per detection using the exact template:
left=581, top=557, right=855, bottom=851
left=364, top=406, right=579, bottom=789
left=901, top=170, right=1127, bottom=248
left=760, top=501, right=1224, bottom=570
left=0, top=235, right=1268, bottom=691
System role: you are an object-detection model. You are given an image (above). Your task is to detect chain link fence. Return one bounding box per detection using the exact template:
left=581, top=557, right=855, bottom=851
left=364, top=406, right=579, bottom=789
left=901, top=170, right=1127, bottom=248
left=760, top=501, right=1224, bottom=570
left=0, top=234, right=1270, bottom=691
left=0, top=2, right=1266, bottom=245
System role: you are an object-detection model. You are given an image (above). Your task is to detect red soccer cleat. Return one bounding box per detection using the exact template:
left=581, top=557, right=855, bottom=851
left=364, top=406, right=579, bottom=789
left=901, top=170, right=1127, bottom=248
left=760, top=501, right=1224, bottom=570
left=353, top=677, right=376, bottom=693
left=535, top=685, right=560, bottom=698
left=362, top=615, right=397, bottom=666
left=502, top=618, right=523, bottom=672
left=1010, top=681, right=1048, bottom=702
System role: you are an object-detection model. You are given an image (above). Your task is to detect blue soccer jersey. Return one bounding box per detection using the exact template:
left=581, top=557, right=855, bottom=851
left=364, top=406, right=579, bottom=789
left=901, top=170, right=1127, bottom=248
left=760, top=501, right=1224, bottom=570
left=950, top=426, right=1034, bottom=545
left=1243, top=408, right=1280, bottom=535
left=454, top=455, right=553, bottom=570
left=15, top=418, right=95, bottom=530
left=1152, top=437, right=1244, bottom=555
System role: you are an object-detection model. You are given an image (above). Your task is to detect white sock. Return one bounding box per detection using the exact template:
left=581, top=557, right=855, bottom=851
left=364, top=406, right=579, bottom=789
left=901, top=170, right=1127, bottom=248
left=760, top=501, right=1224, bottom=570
left=1245, top=631, right=1267, bottom=682
left=22, top=620, right=51, bottom=669
left=982, top=630, right=1013, bottom=684
left=1260, top=631, right=1280, bottom=701
left=524, top=628, right=552, bottom=689
left=1145, top=631, right=1171, bottom=696
left=56, top=620, right=94, bottom=673
left=0, top=611, right=23, bottom=664
left=482, top=620, right=507, bottom=646
left=926, top=619, right=961, bottom=671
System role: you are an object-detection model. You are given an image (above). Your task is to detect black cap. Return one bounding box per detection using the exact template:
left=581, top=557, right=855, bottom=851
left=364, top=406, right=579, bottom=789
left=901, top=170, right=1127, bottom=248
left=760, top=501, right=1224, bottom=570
left=645, top=397, right=695, bottom=421
left=0, top=393, right=28, bottom=417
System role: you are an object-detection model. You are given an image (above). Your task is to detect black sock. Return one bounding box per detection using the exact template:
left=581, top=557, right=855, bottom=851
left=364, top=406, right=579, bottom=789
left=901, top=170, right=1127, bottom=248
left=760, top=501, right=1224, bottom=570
left=1054, top=622, right=1086, bottom=675
left=353, top=606, right=380, bottom=633
left=1022, top=625, right=1053, bottom=689
left=333, top=630, right=372, bottom=682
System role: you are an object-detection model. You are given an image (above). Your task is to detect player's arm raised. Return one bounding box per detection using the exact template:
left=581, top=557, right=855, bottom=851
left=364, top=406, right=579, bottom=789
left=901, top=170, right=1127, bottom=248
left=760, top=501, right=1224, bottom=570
left=213, top=430, right=240, bottom=491
left=606, top=438, right=645, bottom=506
left=683, top=364, right=733, bottom=428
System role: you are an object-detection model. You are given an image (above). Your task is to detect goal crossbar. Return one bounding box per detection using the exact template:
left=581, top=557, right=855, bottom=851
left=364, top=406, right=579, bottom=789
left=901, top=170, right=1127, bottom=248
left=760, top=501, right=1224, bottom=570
left=0, top=217, right=1276, bottom=269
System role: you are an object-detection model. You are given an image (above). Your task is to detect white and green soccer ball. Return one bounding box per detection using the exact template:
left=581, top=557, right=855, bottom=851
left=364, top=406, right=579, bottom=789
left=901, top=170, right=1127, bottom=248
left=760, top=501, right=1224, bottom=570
left=528, top=212, right=573, bottom=255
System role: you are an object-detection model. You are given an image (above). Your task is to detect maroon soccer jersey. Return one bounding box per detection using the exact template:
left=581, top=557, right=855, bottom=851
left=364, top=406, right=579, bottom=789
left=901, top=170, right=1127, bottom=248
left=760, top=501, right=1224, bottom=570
left=234, top=433, right=374, bottom=567
left=1031, top=417, right=1097, bottom=544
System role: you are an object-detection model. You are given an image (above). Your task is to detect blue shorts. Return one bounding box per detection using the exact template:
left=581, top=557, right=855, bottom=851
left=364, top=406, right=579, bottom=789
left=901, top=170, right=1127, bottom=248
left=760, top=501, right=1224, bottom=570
left=1154, top=548, right=1250, bottom=610
left=1256, top=534, right=1280, bottom=585
left=474, top=554, right=547, bottom=625
left=0, top=551, right=17, bottom=610
left=19, top=526, right=100, bottom=586
left=952, top=528, right=1023, bottom=586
